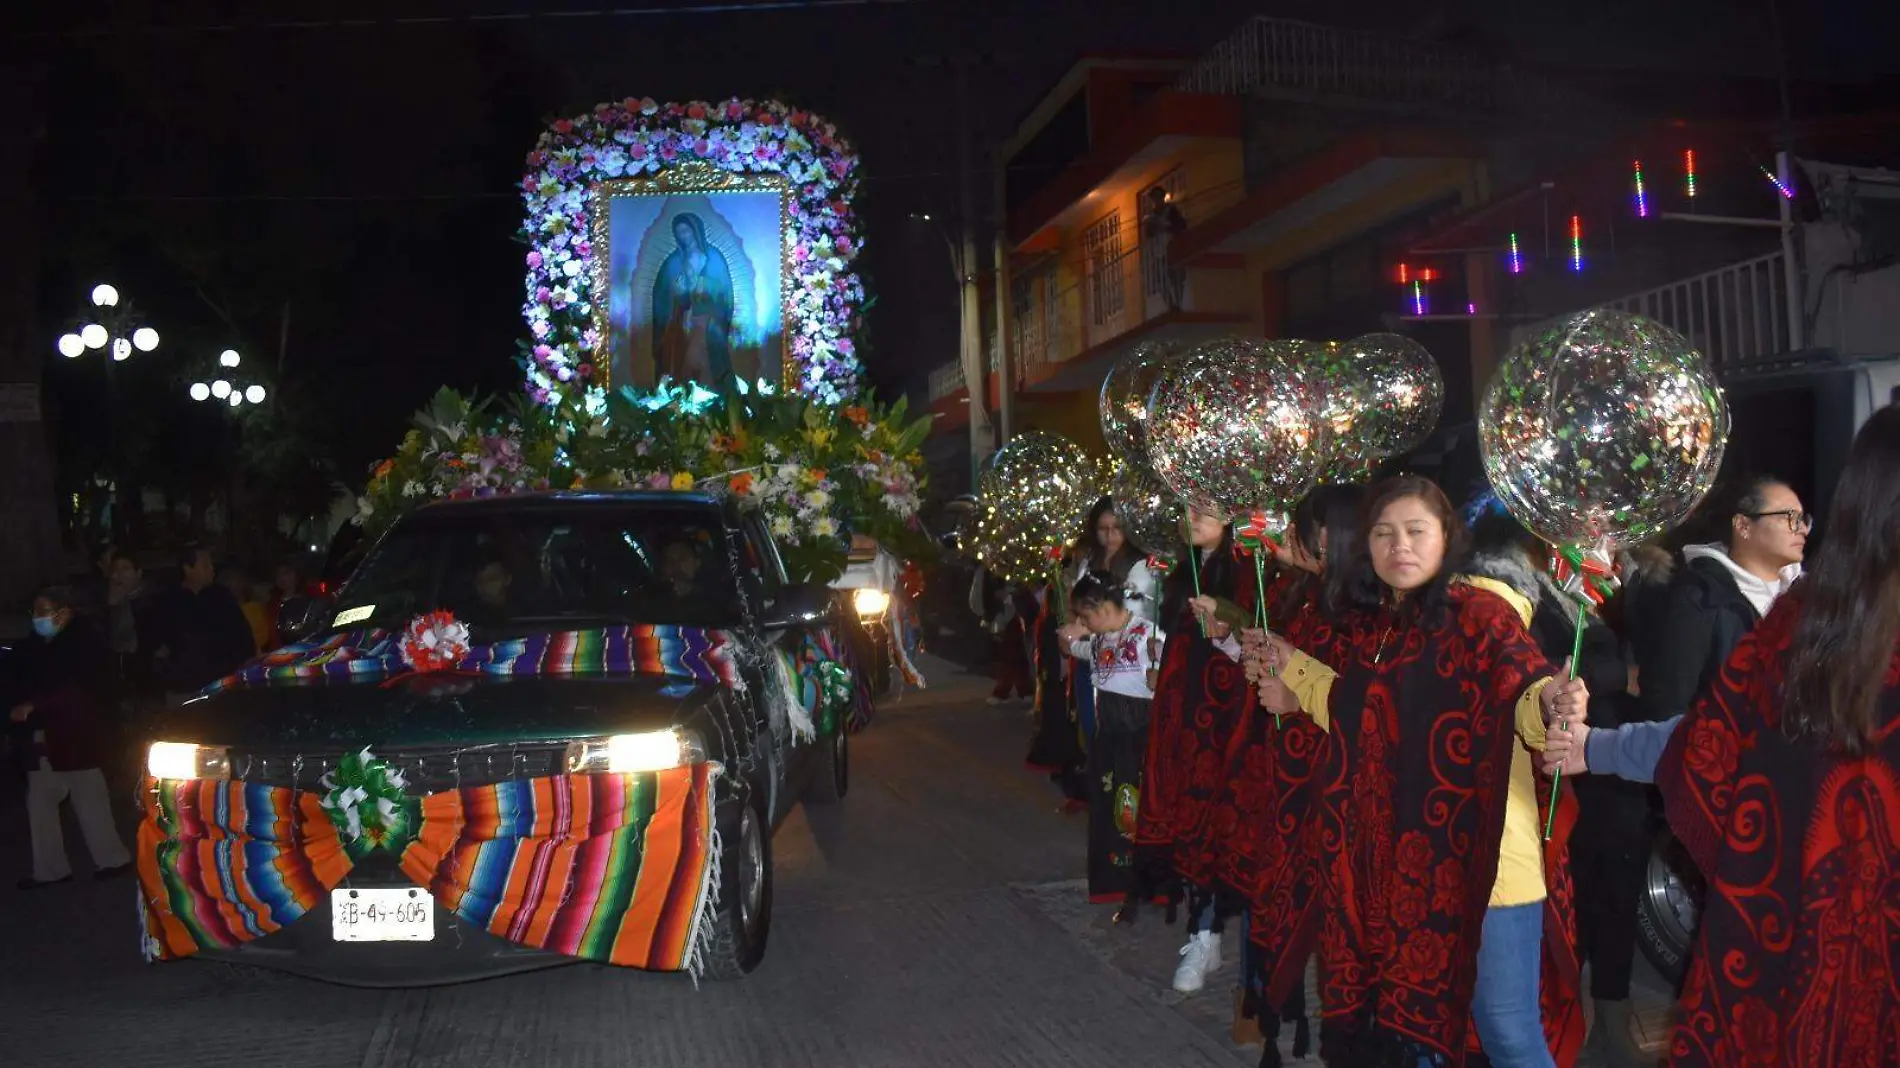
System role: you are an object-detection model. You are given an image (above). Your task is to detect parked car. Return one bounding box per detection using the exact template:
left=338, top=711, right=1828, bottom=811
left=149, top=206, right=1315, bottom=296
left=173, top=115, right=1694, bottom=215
left=135, top=491, right=864, bottom=986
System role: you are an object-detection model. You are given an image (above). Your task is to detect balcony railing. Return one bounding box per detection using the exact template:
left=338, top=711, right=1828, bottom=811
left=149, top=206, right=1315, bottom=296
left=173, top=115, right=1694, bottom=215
left=928, top=183, right=1249, bottom=402
left=1509, top=251, right=1795, bottom=373
left=1176, top=16, right=1566, bottom=118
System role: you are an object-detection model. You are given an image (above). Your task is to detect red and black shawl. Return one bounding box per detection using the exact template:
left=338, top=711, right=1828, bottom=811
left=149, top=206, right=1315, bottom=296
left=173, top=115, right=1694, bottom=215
left=1657, top=589, right=1900, bottom=1068
left=1217, top=570, right=1336, bottom=1004
left=1134, top=564, right=1257, bottom=889
left=1310, top=584, right=1583, bottom=1068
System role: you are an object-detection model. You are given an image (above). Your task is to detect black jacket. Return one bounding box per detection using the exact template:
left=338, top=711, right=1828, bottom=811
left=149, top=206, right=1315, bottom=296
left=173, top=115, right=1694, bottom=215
left=1636, top=553, right=1761, bottom=724
left=152, top=583, right=257, bottom=693
left=1461, top=547, right=1628, bottom=701
left=16, top=616, right=115, bottom=771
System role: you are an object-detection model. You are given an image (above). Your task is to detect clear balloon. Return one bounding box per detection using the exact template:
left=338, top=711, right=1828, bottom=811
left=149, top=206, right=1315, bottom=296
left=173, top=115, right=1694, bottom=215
left=1343, top=333, right=1444, bottom=459
left=1145, top=337, right=1324, bottom=517
left=971, top=430, right=1105, bottom=583
left=1478, top=309, right=1729, bottom=550
left=1108, top=462, right=1182, bottom=562
left=1099, top=340, right=1179, bottom=466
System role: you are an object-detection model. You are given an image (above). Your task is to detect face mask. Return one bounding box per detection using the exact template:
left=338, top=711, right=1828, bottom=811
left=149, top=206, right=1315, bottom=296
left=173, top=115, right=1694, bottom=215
left=31, top=615, right=61, bottom=639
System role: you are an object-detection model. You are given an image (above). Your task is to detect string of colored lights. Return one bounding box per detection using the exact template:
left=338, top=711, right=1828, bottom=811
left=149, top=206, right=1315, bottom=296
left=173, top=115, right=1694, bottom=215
left=1632, top=160, right=1649, bottom=218
left=1569, top=215, right=1584, bottom=272
left=1411, top=280, right=1428, bottom=316
left=1507, top=232, right=1524, bottom=274
left=1684, top=150, right=1698, bottom=199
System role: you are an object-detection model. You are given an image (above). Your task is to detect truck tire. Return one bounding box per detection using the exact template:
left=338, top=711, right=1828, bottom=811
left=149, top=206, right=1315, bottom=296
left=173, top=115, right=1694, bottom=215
left=1636, top=825, right=1702, bottom=984
left=701, top=791, right=773, bottom=980
left=804, top=723, right=849, bottom=804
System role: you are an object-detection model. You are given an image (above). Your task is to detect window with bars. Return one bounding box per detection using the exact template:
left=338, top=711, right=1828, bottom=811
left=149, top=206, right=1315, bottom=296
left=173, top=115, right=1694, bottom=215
left=1083, top=210, right=1126, bottom=326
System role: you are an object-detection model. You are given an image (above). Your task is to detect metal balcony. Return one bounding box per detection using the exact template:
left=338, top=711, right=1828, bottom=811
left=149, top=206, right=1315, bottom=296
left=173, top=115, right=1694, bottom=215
left=1507, top=251, right=1796, bottom=373
left=1175, top=17, right=1567, bottom=119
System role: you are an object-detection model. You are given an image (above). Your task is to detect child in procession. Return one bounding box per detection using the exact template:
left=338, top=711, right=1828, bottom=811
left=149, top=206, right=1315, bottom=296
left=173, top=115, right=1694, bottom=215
left=1058, top=571, right=1164, bottom=916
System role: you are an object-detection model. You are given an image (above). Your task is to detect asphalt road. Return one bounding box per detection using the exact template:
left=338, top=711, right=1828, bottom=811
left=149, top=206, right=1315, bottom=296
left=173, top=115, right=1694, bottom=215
left=0, top=654, right=1670, bottom=1067
left=0, top=658, right=1280, bottom=1068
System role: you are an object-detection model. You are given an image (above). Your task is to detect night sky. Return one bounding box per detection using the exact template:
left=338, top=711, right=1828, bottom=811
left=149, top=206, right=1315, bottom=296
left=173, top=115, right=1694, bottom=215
left=17, top=0, right=1900, bottom=486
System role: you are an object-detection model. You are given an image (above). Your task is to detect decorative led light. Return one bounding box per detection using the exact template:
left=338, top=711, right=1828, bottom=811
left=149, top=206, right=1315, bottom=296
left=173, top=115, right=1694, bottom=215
left=1633, top=160, right=1649, bottom=217
left=1761, top=164, right=1794, bottom=199
left=91, top=284, right=119, bottom=308
left=245, top=384, right=266, bottom=404
left=1684, top=149, right=1697, bottom=199
left=211, top=379, right=232, bottom=399
left=220, top=349, right=241, bottom=367
left=56, top=334, right=84, bottom=358
left=111, top=338, right=133, bottom=361
left=228, top=391, right=243, bottom=408
left=1569, top=215, right=1584, bottom=272
left=80, top=324, right=108, bottom=349
left=189, top=382, right=210, bottom=401
left=1410, top=280, right=1428, bottom=316
left=131, top=327, right=159, bottom=352
left=1507, top=232, right=1524, bottom=275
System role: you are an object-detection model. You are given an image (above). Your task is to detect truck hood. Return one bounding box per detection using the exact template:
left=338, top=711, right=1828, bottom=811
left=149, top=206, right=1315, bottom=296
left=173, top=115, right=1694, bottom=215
left=160, top=673, right=725, bottom=751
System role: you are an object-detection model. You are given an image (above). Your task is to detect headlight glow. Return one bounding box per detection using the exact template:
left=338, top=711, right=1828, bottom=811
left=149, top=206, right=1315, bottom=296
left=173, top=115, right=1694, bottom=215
left=147, top=742, right=231, bottom=781
left=566, top=728, right=706, bottom=774
left=853, top=587, right=891, bottom=618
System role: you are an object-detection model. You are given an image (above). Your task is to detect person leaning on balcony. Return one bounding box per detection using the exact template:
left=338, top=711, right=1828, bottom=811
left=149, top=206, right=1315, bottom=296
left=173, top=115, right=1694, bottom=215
left=1141, top=186, right=1187, bottom=311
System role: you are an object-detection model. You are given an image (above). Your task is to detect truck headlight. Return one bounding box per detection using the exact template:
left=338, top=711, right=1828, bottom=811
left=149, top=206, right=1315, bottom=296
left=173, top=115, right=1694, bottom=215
left=147, top=742, right=232, bottom=781
left=853, top=587, right=891, bottom=618
left=566, top=728, right=706, bottom=774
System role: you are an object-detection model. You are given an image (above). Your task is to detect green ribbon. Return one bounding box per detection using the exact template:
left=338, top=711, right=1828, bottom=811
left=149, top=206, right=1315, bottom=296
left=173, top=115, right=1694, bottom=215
left=319, top=748, right=417, bottom=856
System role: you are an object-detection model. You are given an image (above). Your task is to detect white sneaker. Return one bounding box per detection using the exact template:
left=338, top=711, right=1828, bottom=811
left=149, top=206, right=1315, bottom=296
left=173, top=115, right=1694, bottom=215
left=1172, top=930, right=1221, bottom=993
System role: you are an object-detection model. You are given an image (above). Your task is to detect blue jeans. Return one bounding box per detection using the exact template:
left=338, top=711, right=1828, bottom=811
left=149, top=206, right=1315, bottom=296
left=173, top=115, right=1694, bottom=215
left=1470, top=901, right=1554, bottom=1068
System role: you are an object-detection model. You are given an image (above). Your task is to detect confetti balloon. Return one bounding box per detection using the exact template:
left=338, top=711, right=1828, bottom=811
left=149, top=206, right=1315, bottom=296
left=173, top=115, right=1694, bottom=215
left=1478, top=309, right=1729, bottom=551
left=1099, top=341, right=1179, bottom=466
left=972, top=430, right=1104, bottom=583
left=1108, top=461, right=1183, bottom=561
left=1145, top=337, right=1324, bottom=517
left=1304, top=340, right=1377, bottom=479
left=1344, top=333, right=1444, bottom=460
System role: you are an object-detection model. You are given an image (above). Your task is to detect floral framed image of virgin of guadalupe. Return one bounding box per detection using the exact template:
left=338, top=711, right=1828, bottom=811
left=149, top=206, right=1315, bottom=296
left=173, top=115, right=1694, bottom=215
left=589, top=163, right=792, bottom=392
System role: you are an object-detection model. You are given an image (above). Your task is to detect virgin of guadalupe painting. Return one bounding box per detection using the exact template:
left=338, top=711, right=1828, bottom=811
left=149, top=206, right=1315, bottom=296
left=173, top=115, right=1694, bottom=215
left=593, top=173, right=789, bottom=391
left=653, top=212, right=734, bottom=383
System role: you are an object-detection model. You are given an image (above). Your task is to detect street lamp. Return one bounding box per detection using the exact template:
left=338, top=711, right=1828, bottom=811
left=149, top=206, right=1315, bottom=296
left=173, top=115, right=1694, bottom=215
left=57, top=283, right=158, bottom=363
left=191, top=351, right=271, bottom=410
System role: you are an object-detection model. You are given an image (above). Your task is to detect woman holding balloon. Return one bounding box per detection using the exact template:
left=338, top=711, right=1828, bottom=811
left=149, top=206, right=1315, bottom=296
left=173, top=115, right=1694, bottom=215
left=1133, top=506, right=1253, bottom=995
left=1252, top=476, right=1589, bottom=1068
left=1222, top=483, right=1363, bottom=1062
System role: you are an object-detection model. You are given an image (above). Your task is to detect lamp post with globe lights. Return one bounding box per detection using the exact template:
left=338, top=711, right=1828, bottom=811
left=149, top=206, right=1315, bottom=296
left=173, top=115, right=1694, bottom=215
left=54, top=283, right=162, bottom=540
left=189, top=349, right=270, bottom=411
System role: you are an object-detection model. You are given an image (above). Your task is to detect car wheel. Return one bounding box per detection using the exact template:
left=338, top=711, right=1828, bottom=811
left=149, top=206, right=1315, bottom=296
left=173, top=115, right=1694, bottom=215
left=701, top=791, right=772, bottom=980
left=1636, top=825, right=1702, bottom=984
left=804, top=723, right=849, bottom=804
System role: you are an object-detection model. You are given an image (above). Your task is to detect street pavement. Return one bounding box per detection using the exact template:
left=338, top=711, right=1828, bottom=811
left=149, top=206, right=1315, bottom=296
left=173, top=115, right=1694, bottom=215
left=0, top=654, right=1668, bottom=1067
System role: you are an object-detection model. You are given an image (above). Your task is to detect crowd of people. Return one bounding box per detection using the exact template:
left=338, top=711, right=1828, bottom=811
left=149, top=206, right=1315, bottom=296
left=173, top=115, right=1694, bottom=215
left=3, top=544, right=315, bottom=892
left=980, top=409, right=1899, bottom=1068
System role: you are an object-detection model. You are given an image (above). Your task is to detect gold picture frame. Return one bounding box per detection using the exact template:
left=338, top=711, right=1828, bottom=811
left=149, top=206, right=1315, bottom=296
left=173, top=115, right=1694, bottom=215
left=587, top=161, right=795, bottom=392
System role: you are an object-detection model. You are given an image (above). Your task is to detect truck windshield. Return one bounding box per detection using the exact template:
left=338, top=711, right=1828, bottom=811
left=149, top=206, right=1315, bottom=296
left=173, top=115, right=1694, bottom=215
left=329, top=504, right=743, bottom=635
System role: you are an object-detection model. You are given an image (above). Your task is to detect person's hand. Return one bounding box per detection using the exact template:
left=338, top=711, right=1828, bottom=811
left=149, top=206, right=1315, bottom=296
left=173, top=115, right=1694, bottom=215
left=1256, top=673, right=1301, bottom=717
left=8, top=702, right=31, bottom=724
left=1188, top=596, right=1231, bottom=639
left=1539, top=660, right=1588, bottom=725
left=1057, top=622, right=1089, bottom=644
left=1541, top=712, right=1591, bottom=776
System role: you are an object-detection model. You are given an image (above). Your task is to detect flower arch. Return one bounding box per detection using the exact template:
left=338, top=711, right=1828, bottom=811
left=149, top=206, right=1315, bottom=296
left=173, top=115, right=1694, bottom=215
left=520, top=97, right=865, bottom=411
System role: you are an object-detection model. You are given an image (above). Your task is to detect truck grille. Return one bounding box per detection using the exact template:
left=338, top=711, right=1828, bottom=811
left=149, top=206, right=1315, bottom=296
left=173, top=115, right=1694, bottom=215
left=228, top=742, right=570, bottom=794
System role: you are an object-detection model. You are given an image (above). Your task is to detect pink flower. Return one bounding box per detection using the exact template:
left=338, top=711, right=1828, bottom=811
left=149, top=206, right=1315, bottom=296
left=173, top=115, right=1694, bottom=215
left=536, top=287, right=552, bottom=303
left=573, top=241, right=591, bottom=258
left=526, top=250, right=543, bottom=268
left=628, top=143, right=648, bottom=160
left=578, top=364, right=593, bottom=379
left=660, top=145, right=677, bottom=161
left=695, top=139, right=712, bottom=156
left=533, top=344, right=554, bottom=361
left=646, top=472, right=672, bottom=489
left=725, top=101, right=744, bottom=121
left=553, top=118, right=574, bottom=134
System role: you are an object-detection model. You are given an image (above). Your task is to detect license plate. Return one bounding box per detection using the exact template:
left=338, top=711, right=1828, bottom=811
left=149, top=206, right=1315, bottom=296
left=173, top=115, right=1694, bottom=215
left=331, top=887, right=435, bottom=942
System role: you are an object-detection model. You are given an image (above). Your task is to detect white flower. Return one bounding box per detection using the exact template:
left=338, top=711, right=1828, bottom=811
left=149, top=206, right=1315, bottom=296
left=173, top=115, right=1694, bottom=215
left=806, top=489, right=831, bottom=510
left=812, top=517, right=838, bottom=538
left=562, top=258, right=582, bottom=279
left=770, top=516, right=794, bottom=538
left=401, top=481, right=424, bottom=498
